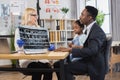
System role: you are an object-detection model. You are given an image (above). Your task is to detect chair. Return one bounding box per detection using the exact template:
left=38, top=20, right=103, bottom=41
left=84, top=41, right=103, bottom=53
left=74, top=36, right=112, bottom=80
left=104, top=36, right=112, bottom=74
left=15, top=60, right=31, bottom=79
left=110, top=45, right=120, bottom=78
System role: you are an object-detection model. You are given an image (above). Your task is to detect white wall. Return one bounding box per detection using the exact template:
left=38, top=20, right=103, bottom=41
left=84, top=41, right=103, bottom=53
left=111, top=0, right=120, bottom=41
left=0, top=0, right=77, bottom=20
left=39, top=0, right=76, bottom=19
left=0, top=0, right=10, bottom=3
left=25, top=0, right=36, bottom=8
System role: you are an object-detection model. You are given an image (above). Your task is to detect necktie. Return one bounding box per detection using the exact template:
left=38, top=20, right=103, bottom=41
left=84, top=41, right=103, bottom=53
left=84, top=29, right=87, bottom=35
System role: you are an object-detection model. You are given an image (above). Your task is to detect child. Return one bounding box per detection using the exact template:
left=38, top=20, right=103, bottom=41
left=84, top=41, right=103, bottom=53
left=68, top=20, right=86, bottom=48
left=53, top=20, right=87, bottom=80
left=55, top=20, right=87, bottom=62
left=68, top=20, right=87, bottom=62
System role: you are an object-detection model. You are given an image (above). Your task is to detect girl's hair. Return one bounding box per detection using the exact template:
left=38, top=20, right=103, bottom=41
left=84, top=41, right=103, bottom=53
left=74, top=20, right=84, bottom=29
left=21, top=8, right=38, bottom=26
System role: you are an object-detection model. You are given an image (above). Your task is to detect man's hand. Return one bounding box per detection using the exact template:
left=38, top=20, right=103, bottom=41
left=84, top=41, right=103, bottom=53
left=54, top=47, right=72, bottom=52
left=68, top=42, right=73, bottom=48
left=72, top=45, right=83, bottom=48
left=60, top=48, right=72, bottom=52
left=54, top=47, right=66, bottom=52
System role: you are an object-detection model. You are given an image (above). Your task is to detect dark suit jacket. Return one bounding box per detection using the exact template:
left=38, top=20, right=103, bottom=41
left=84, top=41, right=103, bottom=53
left=71, top=23, right=106, bottom=76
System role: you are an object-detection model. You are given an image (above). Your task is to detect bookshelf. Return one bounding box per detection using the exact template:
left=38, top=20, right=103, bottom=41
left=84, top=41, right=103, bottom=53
left=41, top=19, right=75, bottom=48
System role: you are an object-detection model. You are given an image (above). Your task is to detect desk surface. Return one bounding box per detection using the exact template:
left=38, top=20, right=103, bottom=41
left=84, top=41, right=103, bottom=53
left=0, top=51, right=69, bottom=60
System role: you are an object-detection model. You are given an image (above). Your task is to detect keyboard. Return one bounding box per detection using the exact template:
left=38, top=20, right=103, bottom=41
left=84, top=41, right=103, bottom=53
left=24, top=49, right=48, bottom=54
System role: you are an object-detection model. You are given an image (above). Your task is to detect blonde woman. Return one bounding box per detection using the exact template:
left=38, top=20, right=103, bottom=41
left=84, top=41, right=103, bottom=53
left=14, top=8, right=52, bottom=80
left=21, top=8, right=38, bottom=27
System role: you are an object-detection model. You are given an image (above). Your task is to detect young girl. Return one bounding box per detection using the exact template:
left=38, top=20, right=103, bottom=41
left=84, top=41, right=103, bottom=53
left=68, top=20, right=87, bottom=62
left=53, top=20, right=87, bottom=80
left=55, top=20, right=86, bottom=52
left=68, top=20, right=86, bottom=49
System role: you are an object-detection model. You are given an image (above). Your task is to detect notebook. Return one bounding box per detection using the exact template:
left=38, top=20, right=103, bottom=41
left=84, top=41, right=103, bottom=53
left=18, top=26, right=50, bottom=54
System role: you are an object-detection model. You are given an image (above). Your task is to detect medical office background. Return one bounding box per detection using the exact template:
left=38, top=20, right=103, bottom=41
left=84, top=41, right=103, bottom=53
left=0, top=0, right=120, bottom=67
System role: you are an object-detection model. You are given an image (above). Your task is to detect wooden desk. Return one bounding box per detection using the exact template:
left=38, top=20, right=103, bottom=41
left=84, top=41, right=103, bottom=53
left=0, top=51, right=69, bottom=80
left=0, top=51, right=69, bottom=60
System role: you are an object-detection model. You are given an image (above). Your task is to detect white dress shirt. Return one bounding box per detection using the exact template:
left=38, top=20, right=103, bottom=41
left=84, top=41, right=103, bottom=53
left=84, top=21, right=96, bottom=38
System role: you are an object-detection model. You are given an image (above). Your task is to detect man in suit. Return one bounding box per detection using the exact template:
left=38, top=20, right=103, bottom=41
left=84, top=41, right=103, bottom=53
left=54, top=6, right=107, bottom=80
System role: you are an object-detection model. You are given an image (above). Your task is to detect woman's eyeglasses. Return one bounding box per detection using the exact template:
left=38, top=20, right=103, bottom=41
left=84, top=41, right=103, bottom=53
left=30, top=14, right=38, bottom=17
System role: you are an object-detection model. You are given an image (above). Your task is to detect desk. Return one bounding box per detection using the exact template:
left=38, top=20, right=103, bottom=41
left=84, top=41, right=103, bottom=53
left=0, top=51, right=69, bottom=80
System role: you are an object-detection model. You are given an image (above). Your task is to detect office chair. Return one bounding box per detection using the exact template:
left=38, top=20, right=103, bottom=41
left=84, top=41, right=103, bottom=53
left=110, top=44, right=120, bottom=78
left=74, top=36, right=112, bottom=80
left=104, top=36, right=112, bottom=74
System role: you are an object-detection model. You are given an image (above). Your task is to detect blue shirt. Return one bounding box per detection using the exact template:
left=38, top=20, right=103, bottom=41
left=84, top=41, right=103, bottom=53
left=70, top=34, right=87, bottom=62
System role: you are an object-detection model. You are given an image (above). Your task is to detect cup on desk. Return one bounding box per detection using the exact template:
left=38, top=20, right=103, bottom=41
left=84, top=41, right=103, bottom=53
left=48, top=44, right=55, bottom=51
left=17, top=39, right=25, bottom=53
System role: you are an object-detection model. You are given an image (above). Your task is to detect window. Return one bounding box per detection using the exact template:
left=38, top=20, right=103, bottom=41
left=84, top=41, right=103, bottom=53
left=85, top=0, right=111, bottom=34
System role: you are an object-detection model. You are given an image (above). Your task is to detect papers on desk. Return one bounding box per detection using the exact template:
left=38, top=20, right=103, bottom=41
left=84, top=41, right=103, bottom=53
left=48, top=51, right=67, bottom=56
left=48, top=51, right=69, bottom=64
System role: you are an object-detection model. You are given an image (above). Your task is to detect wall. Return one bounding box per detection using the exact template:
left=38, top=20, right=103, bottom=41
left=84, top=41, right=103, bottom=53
left=76, top=0, right=85, bottom=19
left=0, top=0, right=77, bottom=34
left=39, top=0, right=76, bottom=19
left=20, top=0, right=77, bottom=19
left=111, top=0, right=120, bottom=41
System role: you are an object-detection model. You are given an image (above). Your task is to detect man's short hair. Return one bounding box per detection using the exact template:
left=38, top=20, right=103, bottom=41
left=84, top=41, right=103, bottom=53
left=85, top=6, right=98, bottom=20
